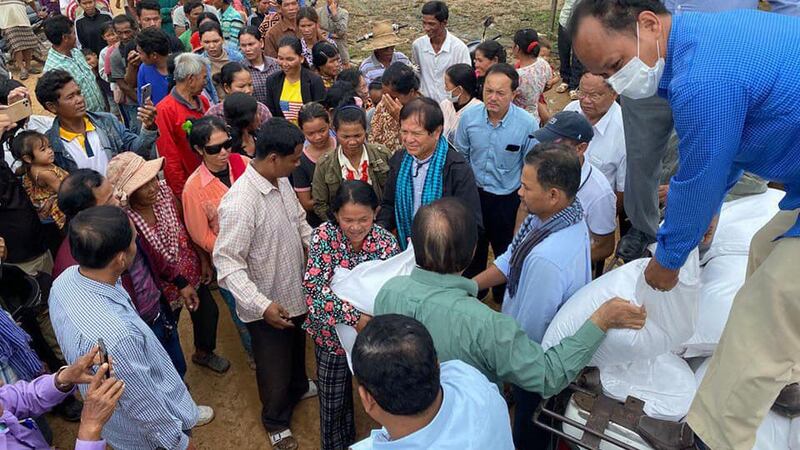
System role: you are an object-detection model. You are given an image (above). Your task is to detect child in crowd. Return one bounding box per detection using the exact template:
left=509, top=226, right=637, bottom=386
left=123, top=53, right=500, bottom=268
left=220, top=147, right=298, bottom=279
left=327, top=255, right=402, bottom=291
left=82, top=48, right=112, bottom=113
left=365, top=77, right=382, bottom=132
left=11, top=131, right=68, bottom=230
left=98, top=22, right=121, bottom=118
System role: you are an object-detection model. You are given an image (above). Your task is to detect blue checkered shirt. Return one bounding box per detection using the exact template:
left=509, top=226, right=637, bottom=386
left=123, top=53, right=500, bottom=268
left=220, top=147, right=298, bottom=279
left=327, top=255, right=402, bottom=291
left=655, top=10, right=800, bottom=269
left=49, top=267, right=198, bottom=450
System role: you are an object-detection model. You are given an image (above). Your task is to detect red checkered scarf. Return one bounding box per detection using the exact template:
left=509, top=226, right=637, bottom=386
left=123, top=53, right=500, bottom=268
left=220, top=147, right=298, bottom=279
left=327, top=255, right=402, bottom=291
left=127, top=180, right=181, bottom=264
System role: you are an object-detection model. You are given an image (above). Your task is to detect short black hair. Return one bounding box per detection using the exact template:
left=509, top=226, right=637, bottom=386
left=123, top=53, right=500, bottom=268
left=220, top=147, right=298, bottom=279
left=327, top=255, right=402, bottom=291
left=100, top=21, right=116, bottom=36
left=44, top=15, right=74, bottom=46
left=69, top=206, right=133, bottom=269
left=445, top=63, right=477, bottom=98
left=136, top=27, right=170, bottom=56
left=329, top=180, right=379, bottom=223
left=332, top=105, right=367, bottom=131
left=254, top=118, right=305, bottom=159
left=197, top=11, right=220, bottom=26
left=368, top=78, right=383, bottom=91
left=112, top=13, right=136, bottom=28
left=58, top=169, right=105, bottom=220
left=277, top=35, right=302, bottom=56
left=81, top=48, right=96, bottom=58
left=136, top=0, right=161, bottom=16
left=35, top=69, right=74, bottom=109
left=514, top=28, right=541, bottom=57
left=381, top=62, right=419, bottom=95
left=524, top=143, right=581, bottom=201
left=198, top=20, right=223, bottom=40
left=188, top=115, right=228, bottom=153
left=336, top=67, right=362, bottom=90
left=411, top=197, right=477, bottom=274
left=568, top=0, right=668, bottom=38
left=321, top=80, right=356, bottom=111
left=421, top=1, right=448, bottom=22
left=475, top=40, right=506, bottom=64
left=399, top=97, right=443, bottom=134
left=485, top=62, right=520, bottom=91
left=311, top=41, right=338, bottom=69
left=183, top=0, right=203, bottom=15
left=353, top=314, right=440, bottom=416
left=238, top=24, right=262, bottom=41
left=298, top=102, right=329, bottom=129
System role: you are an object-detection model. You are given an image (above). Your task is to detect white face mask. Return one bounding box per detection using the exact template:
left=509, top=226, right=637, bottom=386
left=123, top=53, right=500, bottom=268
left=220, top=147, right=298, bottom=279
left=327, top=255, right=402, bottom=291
left=606, top=22, right=665, bottom=99
left=445, top=86, right=462, bottom=103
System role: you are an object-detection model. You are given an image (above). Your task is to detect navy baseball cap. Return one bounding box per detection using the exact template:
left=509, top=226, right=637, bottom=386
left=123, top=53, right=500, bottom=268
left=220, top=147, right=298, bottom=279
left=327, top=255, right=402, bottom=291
left=533, top=111, right=594, bottom=144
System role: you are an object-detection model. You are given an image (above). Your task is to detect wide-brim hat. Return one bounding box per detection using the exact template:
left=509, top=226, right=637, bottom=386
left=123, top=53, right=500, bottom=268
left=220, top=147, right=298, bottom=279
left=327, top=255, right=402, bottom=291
left=362, top=20, right=408, bottom=52
left=106, top=152, right=165, bottom=206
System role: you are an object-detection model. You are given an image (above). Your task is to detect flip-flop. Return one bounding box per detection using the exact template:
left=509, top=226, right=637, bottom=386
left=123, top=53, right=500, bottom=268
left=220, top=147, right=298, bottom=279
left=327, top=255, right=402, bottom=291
left=192, top=353, right=231, bottom=373
left=269, top=429, right=298, bottom=450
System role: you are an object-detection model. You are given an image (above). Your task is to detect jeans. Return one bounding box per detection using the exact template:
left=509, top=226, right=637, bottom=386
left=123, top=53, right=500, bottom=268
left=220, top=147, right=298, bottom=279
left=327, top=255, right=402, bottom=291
left=218, top=288, right=253, bottom=358
left=149, top=303, right=187, bottom=379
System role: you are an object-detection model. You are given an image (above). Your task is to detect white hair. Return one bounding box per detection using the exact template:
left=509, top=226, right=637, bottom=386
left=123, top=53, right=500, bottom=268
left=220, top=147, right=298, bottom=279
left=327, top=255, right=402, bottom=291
left=173, top=53, right=208, bottom=82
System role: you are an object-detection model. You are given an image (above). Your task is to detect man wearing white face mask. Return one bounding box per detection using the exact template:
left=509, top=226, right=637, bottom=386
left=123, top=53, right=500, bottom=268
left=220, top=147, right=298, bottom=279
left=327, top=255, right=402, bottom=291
left=569, top=1, right=800, bottom=450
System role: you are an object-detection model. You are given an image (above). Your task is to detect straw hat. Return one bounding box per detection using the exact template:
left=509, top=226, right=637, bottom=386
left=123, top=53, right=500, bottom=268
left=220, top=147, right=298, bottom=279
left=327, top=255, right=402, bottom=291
left=106, top=152, right=164, bottom=207
left=362, top=20, right=407, bottom=52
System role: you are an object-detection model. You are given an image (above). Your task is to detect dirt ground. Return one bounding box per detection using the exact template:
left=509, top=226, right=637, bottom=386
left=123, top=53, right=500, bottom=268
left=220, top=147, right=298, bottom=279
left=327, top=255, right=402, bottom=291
left=29, top=0, right=571, bottom=448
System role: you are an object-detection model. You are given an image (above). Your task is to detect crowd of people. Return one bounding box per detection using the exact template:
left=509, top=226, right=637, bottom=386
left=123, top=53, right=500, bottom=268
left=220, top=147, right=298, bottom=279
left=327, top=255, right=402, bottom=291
left=0, top=0, right=799, bottom=449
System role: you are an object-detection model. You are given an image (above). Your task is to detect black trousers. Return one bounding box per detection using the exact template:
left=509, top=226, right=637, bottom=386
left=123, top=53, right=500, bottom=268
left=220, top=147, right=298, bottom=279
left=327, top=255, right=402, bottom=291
left=463, top=189, right=520, bottom=301
left=187, top=284, right=219, bottom=353
left=557, top=25, right=585, bottom=90
left=247, top=314, right=309, bottom=433
left=512, top=386, right=555, bottom=450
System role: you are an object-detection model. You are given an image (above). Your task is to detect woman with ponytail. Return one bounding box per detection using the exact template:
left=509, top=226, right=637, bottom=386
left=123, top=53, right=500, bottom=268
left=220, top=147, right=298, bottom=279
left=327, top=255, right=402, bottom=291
left=512, top=28, right=552, bottom=124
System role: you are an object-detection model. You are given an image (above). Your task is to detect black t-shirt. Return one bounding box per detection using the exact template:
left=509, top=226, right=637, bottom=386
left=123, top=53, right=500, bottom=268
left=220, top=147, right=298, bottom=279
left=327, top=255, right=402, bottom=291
left=76, top=12, right=112, bottom=56
left=0, top=158, right=45, bottom=263
left=210, top=166, right=231, bottom=188
left=289, top=151, right=322, bottom=227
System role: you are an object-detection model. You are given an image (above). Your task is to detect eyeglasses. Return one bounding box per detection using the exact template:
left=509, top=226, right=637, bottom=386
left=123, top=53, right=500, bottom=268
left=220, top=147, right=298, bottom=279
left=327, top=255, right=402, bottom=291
left=204, top=137, right=233, bottom=155
left=576, top=90, right=608, bottom=102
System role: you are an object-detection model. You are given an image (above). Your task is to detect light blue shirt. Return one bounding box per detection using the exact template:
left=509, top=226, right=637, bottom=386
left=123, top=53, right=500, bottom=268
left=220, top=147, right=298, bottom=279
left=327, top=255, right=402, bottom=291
left=496, top=219, right=591, bottom=343
left=454, top=103, right=538, bottom=195
left=49, top=267, right=198, bottom=450
left=351, top=360, right=514, bottom=450
left=411, top=154, right=432, bottom=214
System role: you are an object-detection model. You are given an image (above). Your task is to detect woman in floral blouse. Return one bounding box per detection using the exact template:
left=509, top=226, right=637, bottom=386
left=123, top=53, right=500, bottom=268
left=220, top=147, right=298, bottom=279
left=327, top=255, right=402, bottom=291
left=512, top=28, right=553, bottom=125
left=302, top=180, right=399, bottom=450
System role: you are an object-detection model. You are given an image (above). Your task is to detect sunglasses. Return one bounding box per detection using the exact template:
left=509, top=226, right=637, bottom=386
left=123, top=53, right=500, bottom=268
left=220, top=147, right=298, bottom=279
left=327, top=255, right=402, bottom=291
left=204, top=137, right=233, bottom=155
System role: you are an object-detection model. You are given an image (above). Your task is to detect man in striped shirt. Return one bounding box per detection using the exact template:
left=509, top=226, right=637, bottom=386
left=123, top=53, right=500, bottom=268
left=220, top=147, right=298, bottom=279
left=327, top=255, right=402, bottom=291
left=50, top=206, right=203, bottom=450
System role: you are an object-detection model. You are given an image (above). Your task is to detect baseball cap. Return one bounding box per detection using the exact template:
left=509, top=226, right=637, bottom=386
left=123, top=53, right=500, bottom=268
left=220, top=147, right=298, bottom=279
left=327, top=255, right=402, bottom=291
left=533, top=111, right=594, bottom=144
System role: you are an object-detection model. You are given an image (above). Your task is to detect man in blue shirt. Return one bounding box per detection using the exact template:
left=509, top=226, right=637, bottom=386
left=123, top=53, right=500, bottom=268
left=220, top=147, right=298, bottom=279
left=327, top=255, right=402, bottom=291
left=50, top=206, right=203, bottom=449
left=455, top=62, right=538, bottom=301
left=135, top=28, right=170, bottom=105
left=349, top=314, right=514, bottom=450
left=474, top=144, right=590, bottom=448
left=570, top=2, right=800, bottom=449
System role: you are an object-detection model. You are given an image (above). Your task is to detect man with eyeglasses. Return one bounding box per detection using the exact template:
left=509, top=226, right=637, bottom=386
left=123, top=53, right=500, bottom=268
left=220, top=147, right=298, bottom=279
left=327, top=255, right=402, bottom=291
left=454, top=62, right=538, bottom=301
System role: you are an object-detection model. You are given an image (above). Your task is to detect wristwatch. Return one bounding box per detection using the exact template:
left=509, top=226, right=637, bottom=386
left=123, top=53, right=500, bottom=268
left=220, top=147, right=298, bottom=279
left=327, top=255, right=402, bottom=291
left=54, top=366, right=74, bottom=392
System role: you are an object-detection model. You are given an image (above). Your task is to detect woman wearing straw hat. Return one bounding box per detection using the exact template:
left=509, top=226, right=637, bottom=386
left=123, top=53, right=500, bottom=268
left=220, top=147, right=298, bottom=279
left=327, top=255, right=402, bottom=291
left=358, top=20, right=413, bottom=87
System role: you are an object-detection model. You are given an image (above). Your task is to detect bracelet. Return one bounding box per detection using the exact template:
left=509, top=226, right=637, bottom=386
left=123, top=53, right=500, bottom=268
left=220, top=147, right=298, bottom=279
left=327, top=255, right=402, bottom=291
left=54, top=366, right=74, bottom=392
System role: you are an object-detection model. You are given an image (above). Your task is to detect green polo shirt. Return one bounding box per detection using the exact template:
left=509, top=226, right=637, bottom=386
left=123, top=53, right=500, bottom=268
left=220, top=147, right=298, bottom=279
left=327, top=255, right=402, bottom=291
left=374, top=267, right=605, bottom=397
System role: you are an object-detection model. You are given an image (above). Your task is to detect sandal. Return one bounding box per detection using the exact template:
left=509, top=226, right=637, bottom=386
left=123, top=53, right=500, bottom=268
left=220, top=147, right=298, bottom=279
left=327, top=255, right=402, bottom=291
left=18, top=69, right=29, bottom=81
left=192, top=352, right=231, bottom=373
left=555, top=82, right=569, bottom=93
left=269, top=428, right=298, bottom=450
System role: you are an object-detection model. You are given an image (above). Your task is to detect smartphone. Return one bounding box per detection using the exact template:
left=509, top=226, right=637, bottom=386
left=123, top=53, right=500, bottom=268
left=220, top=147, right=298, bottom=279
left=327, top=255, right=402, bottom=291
left=97, top=338, right=111, bottom=379
left=141, top=83, right=152, bottom=106
left=4, top=98, right=32, bottom=123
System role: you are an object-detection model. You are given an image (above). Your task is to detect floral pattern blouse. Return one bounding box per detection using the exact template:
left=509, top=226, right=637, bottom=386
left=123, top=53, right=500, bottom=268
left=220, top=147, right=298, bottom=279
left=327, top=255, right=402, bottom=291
left=514, top=58, right=553, bottom=123
left=368, top=101, right=401, bottom=153
left=302, top=222, right=399, bottom=354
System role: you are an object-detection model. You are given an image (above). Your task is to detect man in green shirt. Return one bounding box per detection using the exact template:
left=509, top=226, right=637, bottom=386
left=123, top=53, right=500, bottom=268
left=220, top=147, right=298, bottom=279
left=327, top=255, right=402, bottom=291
left=374, top=196, right=646, bottom=398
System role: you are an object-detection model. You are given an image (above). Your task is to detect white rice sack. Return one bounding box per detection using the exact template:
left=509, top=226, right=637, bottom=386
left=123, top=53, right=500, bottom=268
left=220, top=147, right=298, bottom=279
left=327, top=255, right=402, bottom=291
left=331, top=245, right=416, bottom=371
left=694, top=358, right=793, bottom=450
left=703, top=188, right=783, bottom=262
left=680, top=255, right=748, bottom=358
left=600, top=353, right=696, bottom=421
left=542, top=249, right=700, bottom=368
left=330, top=244, right=416, bottom=315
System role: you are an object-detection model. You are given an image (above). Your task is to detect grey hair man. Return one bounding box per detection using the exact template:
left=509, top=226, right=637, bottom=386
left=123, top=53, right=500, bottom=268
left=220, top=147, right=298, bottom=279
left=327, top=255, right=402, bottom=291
left=154, top=51, right=212, bottom=197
